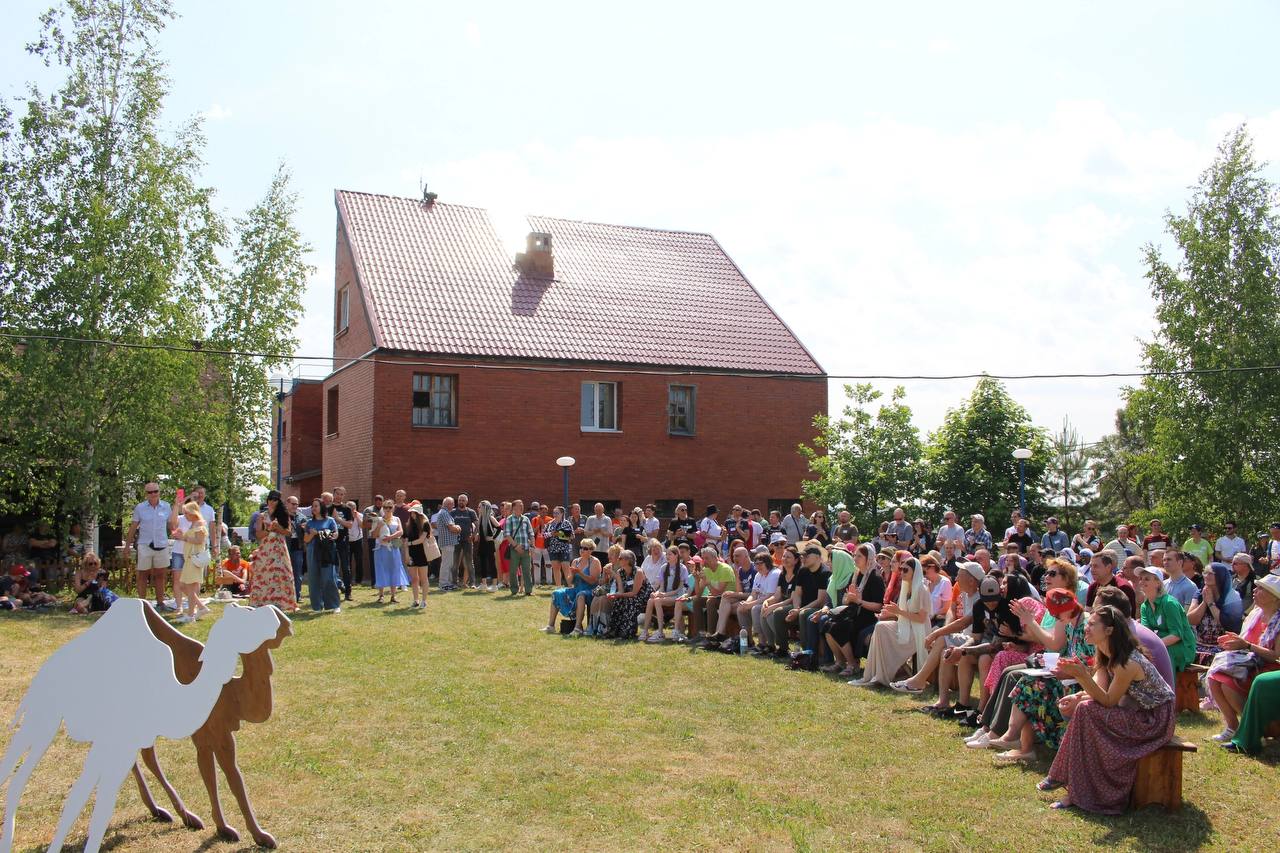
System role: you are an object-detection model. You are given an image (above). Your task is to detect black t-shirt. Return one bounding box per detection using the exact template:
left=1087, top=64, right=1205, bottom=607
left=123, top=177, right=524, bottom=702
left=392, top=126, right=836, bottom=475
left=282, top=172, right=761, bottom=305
left=331, top=503, right=354, bottom=543
left=1006, top=531, right=1034, bottom=552
left=621, top=525, right=644, bottom=552
left=942, top=557, right=960, bottom=582
left=452, top=507, right=478, bottom=540
left=668, top=517, right=697, bottom=544
left=851, top=569, right=886, bottom=631
left=776, top=569, right=798, bottom=600
left=970, top=599, right=1021, bottom=643
left=795, top=566, right=832, bottom=607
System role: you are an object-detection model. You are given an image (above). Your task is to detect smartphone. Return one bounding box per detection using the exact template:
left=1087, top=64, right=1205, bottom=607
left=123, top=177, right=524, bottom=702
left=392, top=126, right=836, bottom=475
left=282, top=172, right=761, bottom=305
left=176, top=487, right=185, bottom=505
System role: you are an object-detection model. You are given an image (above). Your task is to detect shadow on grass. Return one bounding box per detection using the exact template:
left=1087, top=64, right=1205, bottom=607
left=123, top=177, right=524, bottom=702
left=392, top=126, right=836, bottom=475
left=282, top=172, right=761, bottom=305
left=1073, top=803, right=1213, bottom=849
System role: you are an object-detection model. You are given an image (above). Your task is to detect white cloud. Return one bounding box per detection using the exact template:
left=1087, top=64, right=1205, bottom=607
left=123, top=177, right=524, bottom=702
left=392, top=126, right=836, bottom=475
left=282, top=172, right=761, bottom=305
left=201, top=103, right=233, bottom=122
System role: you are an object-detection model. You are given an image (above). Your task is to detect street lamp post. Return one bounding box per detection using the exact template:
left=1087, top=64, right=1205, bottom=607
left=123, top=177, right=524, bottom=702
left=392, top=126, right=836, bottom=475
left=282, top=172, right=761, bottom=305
left=1012, top=448, right=1032, bottom=516
left=556, top=456, right=576, bottom=512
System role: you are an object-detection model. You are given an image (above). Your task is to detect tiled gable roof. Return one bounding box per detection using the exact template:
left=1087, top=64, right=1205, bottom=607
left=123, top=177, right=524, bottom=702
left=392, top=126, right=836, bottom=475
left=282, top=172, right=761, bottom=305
left=335, top=190, right=824, bottom=375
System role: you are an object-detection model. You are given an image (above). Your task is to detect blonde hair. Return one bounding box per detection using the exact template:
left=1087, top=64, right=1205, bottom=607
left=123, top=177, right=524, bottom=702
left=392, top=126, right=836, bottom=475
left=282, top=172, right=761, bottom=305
left=182, top=500, right=202, bottom=517
left=1045, top=557, right=1077, bottom=589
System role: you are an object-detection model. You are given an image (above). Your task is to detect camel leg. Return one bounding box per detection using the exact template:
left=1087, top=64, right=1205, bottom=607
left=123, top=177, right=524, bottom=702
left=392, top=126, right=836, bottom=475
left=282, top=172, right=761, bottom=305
left=79, top=751, right=134, bottom=853
left=47, top=742, right=118, bottom=852
left=139, top=747, right=204, bottom=829
left=131, top=761, right=171, bottom=822
left=214, top=736, right=276, bottom=849
left=197, top=744, right=237, bottom=843
left=1, top=717, right=60, bottom=853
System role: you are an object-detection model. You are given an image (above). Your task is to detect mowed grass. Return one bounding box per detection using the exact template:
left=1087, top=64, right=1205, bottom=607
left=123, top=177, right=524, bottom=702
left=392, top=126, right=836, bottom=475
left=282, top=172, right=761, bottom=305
left=0, top=589, right=1274, bottom=852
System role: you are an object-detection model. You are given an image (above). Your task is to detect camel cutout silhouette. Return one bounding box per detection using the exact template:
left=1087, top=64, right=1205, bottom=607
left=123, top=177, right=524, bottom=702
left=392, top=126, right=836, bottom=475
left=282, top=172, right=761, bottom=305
left=131, top=601, right=291, bottom=847
left=0, top=598, right=287, bottom=853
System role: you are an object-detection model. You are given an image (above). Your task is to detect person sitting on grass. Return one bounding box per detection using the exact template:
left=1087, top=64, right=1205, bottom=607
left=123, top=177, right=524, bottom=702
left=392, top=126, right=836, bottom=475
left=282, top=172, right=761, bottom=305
left=892, top=561, right=983, bottom=698
left=1037, top=605, right=1176, bottom=813
left=821, top=542, right=883, bottom=677
left=851, top=555, right=928, bottom=687
left=69, top=552, right=118, bottom=614
left=0, top=564, right=57, bottom=610
left=216, top=545, right=251, bottom=597
left=642, top=545, right=690, bottom=643
left=602, top=550, right=652, bottom=639
left=544, top=540, right=601, bottom=636
left=981, top=588, right=1093, bottom=762
left=757, top=545, right=802, bottom=657
left=1137, top=565, right=1196, bottom=673
left=735, top=552, right=781, bottom=652
left=1205, top=574, right=1280, bottom=745
left=1188, top=561, right=1244, bottom=663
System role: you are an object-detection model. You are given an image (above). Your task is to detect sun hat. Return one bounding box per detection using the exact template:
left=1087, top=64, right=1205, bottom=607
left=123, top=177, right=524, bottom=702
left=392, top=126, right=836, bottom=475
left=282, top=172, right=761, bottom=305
left=408, top=502, right=426, bottom=516
left=1136, top=565, right=1166, bottom=582
left=769, top=532, right=786, bottom=545
left=8, top=564, right=30, bottom=578
left=1254, top=574, right=1280, bottom=602
left=1045, top=587, right=1081, bottom=618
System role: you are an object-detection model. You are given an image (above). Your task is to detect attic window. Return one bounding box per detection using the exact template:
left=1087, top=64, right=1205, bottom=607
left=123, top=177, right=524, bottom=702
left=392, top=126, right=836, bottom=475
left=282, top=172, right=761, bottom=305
left=337, top=286, right=350, bottom=333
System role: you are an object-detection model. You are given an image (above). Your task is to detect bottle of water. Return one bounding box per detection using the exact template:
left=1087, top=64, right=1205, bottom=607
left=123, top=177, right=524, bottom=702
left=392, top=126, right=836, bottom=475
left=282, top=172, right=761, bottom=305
left=739, top=629, right=748, bottom=654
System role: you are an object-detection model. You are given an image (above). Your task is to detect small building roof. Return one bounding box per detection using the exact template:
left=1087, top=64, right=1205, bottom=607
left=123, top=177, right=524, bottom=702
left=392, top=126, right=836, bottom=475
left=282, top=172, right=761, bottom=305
left=335, top=190, right=823, bottom=375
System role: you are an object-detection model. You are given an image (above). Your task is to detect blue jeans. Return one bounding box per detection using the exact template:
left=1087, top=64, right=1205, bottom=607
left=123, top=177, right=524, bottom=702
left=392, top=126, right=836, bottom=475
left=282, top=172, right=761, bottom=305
left=307, top=551, right=342, bottom=611
left=289, top=547, right=305, bottom=600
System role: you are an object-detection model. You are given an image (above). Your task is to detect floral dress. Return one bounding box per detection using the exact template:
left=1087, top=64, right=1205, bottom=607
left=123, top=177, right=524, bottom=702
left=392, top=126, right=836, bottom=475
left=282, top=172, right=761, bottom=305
left=544, top=519, right=576, bottom=562
left=1010, top=615, right=1093, bottom=750
left=249, top=528, right=298, bottom=612
left=605, top=570, right=652, bottom=639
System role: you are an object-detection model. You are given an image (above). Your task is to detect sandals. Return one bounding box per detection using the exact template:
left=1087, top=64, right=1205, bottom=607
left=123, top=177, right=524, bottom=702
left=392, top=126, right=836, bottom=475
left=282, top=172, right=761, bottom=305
left=1049, top=800, right=1072, bottom=810
left=1036, top=778, right=1063, bottom=792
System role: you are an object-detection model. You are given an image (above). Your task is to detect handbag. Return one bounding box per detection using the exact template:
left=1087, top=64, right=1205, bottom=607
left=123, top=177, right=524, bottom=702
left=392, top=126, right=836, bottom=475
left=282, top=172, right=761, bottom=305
left=423, top=534, right=442, bottom=563
left=189, top=550, right=211, bottom=570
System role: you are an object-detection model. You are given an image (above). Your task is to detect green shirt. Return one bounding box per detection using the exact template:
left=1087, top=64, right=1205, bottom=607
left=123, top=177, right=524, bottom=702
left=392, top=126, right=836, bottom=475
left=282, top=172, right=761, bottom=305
left=1140, top=592, right=1196, bottom=672
left=1182, top=536, right=1212, bottom=568
left=700, top=562, right=735, bottom=596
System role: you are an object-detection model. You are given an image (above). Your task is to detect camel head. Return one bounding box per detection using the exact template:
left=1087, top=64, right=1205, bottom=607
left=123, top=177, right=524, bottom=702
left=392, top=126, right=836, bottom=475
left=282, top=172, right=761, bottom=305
left=199, top=604, right=291, bottom=662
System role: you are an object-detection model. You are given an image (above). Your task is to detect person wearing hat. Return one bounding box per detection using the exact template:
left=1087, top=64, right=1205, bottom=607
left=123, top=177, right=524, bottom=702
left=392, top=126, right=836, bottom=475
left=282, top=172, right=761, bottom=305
left=932, top=574, right=1020, bottom=723
left=767, top=532, right=787, bottom=567
left=895, top=561, right=985, bottom=700
left=1181, top=524, right=1213, bottom=571
left=403, top=502, right=433, bottom=608
left=1229, top=552, right=1257, bottom=613
left=1207, top=573, right=1280, bottom=744
left=1137, top=566, right=1195, bottom=672
left=823, top=543, right=885, bottom=677
left=1040, top=517, right=1068, bottom=554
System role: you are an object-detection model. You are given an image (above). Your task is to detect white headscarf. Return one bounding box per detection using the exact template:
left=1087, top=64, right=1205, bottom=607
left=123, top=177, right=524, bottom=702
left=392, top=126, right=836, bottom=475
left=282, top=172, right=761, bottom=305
left=855, top=542, right=878, bottom=593
left=895, top=557, right=929, bottom=663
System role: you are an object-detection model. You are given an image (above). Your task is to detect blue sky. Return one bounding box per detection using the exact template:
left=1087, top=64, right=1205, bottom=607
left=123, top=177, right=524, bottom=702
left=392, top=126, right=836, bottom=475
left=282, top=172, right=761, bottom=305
left=3, top=0, right=1278, bottom=442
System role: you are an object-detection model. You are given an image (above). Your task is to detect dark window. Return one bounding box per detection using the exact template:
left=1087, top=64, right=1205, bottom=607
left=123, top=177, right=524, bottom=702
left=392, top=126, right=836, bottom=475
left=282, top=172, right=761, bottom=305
left=668, top=384, right=696, bottom=435
left=337, top=286, right=350, bottom=332
left=326, top=387, right=339, bottom=436
left=412, top=373, right=457, bottom=427
left=768, top=498, right=802, bottom=517
left=653, top=498, right=693, bottom=519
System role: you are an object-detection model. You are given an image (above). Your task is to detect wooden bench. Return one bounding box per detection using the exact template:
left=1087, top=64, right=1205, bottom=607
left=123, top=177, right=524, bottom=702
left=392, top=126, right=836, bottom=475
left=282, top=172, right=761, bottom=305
left=1175, top=664, right=1208, bottom=713
left=1266, top=720, right=1280, bottom=739
left=1131, top=737, right=1196, bottom=812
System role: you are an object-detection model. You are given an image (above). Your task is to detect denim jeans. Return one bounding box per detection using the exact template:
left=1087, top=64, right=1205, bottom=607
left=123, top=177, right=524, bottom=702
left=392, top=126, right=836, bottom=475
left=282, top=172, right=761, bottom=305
left=308, top=554, right=342, bottom=611
left=289, top=547, right=305, bottom=600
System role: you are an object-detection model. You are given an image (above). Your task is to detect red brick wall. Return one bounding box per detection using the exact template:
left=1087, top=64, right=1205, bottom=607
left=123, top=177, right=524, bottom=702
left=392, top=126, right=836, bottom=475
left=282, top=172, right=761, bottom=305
left=333, top=220, right=375, bottom=361
left=274, top=381, right=325, bottom=502
left=319, top=358, right=824, bottom=514
left=320, top=360, right=377, bottom=506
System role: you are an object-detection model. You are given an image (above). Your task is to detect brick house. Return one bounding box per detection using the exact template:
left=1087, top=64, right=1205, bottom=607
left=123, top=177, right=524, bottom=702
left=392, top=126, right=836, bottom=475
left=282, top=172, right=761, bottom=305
left=273, top=190, right=827, bottom=517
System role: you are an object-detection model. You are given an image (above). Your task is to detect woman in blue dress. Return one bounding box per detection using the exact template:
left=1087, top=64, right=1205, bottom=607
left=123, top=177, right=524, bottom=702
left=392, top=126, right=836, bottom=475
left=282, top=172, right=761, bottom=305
left=543, top=539, right=600, bottom=636
left=371, top=498, right=409, bottom=604
left=303, top=498, right=343, bottom=613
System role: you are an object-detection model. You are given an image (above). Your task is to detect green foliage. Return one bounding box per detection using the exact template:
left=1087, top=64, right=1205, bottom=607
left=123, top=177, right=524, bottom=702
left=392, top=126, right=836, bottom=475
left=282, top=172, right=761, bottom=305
left=1122, top=126, right=1280, bottom=534
left=1044, top=417, right=1096, bottom=531
left=922, top=376, right=1048, bottom=523
left=800, top=384, right=923, bottom=533
left=0, top=2, right=308, bottom=540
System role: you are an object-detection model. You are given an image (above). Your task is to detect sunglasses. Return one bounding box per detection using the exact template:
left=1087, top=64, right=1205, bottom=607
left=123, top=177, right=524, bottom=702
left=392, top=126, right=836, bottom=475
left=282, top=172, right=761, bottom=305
left=146, top=489, right=159, bottom=494
left=580, top=546, right=592, bottom=551
left=1045, top=570, right=1059, bottom=578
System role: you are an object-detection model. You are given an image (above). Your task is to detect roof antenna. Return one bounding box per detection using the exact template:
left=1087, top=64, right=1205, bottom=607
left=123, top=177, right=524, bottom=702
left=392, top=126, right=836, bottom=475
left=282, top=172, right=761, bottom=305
left=420, top=179, right=438, bottom=207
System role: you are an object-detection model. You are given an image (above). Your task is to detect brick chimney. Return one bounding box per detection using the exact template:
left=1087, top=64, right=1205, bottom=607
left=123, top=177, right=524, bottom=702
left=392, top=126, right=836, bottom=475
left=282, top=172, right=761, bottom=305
left=515, top=231, right=554, bottom=278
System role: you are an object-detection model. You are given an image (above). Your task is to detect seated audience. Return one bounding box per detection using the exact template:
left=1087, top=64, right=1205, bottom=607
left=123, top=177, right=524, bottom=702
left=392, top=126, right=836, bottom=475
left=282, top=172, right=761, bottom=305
left=822, top=542, right=884, bottom=677
left=736, top=552, right=781, bottom=651
left=642, top=546, right=690, bottom=643
left=778, top=542, right=831, bottom=666
left=893, top=561, right=983, bottom=699
left=1189, top=561, right=1244, bottom=662
left=1137, top=566, right=1196, bottom=672
left=1230, top=552, right=1256, bottom=613
left=705, top=546, right=755, bottom=646
left=757, top=545, right=802, bottom=656
left=600, top=550, right=652, bottom=639
left=1224, top=669, right=1280, bottom=754
left=851, top=556, right=928, bottom=687
left=1039, top=605, right=1175, bottom=813
left=1206, top=574, right=1280, bottom=744
left=543, top=539, right=601, bottom=636
left=801, top=543, right=856, bottom=667
left=676, top=546, right=736, bottom=643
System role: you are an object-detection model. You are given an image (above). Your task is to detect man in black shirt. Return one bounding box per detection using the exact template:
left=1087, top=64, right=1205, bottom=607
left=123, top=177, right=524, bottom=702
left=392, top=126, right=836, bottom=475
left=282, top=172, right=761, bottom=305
left=330, top=486, right=356, bottom=601
left=452, top=494, right=479, bottom=589
left=785, top=543, right=831, bottom=666
left=667, top=503, right=697, bottom=547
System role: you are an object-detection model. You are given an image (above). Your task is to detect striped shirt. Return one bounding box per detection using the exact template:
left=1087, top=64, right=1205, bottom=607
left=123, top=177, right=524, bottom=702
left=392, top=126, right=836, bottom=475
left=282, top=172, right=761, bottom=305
left=433, top=508, right=458, bottom=548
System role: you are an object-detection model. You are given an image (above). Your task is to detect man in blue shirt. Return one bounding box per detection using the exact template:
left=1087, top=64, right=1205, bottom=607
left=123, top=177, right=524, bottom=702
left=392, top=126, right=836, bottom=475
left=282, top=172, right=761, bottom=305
left=1161, top=550, right=1199, bottom=608
left=1040, top=517, right=1069, bottom=553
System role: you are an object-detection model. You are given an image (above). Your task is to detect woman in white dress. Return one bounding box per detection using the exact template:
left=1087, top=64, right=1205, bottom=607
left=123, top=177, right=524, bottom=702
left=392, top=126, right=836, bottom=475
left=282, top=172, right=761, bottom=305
left=852, top=555, right=930, bottom=686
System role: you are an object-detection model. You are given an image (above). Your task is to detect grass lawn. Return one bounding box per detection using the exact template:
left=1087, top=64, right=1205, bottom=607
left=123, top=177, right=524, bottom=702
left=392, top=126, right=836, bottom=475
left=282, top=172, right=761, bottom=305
left=0, top=588, right=1274, bottom=851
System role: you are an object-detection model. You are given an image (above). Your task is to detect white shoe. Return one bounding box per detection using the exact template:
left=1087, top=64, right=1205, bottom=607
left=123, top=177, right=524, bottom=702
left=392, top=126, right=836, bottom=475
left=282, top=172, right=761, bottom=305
left=541, top=625, right=555, bottom=633
left=640, top=631, right=650, bottom=642
left=646, top=631, right=665, bottom=644
left=175, top=614, right=194, bottom=624
left=332, top=607, right=341, bottom=614
left=673, top=631, right=687, bottom=643
left=1209, top=728, right=1236, bottom=743
left=965, top=732, right=993, bottom=749
left=570, top=628, right=584, bottom=637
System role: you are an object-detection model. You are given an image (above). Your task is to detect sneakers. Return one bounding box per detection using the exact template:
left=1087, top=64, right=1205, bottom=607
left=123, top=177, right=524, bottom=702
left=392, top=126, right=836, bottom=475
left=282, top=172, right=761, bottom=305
left=541, top=625, right=555, bottom=633
left=673, top=631, right=688, bottom=643
left=965, top=731, right=994, bottom=749
left=570, top=628, right=584, bottom=637
left=640, top=631, right=650, bottom=642
left=332, top=607, right=341, bottom=615
left=646, top=631, right=666, bottom=644
left=174, top=614, right=194, bottom=624
left=890, top=680, right=923, bottom=694
left=1209, top=728, right=1236, bottom=743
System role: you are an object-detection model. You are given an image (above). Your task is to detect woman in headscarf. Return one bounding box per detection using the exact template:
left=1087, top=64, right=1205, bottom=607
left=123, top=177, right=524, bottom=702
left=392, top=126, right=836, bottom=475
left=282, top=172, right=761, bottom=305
left=850, top=555, right=929, bottom=687
left=1188, top=561, right=1243, bottom=663
left=822, top=542, right=884, bottom=678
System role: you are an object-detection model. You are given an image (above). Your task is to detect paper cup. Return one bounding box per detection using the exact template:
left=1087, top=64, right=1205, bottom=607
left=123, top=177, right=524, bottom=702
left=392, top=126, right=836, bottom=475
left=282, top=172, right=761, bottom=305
left=1043, top=652, right=1060, bottom=670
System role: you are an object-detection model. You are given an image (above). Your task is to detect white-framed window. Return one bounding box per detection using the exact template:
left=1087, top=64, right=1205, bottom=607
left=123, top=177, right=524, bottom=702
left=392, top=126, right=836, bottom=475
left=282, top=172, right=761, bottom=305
left=412, top=373, right=457, bottom=427
left=668, top=384, right=696, bottom=435
left=337, top=286, right=350, bottom=333
left=580, top=381, right=618, bottom=431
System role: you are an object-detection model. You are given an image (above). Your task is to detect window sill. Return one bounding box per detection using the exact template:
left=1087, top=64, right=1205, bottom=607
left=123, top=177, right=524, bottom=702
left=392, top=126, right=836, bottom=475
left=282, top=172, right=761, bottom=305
left=580, top=427, right=621, bottom=434
left=326, top=432, right=339, bottom=439
left=668, top=431, right=696, bottom=437
left=335, top=326, right=349, bottom=339
left=412, top=424, right=459, bottom=430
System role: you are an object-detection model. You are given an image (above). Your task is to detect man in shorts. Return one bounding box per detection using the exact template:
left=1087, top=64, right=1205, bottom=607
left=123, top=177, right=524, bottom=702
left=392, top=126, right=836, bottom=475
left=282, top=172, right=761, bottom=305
left=124, top=482, right=177, bottom=610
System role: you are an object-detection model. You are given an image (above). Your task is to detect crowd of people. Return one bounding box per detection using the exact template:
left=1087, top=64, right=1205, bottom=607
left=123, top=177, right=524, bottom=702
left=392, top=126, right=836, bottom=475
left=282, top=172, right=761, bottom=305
left=7, top=485, right=1280, bottom=813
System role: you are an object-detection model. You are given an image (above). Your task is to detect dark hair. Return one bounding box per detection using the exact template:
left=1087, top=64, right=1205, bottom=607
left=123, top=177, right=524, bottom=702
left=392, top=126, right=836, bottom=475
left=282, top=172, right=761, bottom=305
left=264, top=490, right=291, bottom=528
left=1094, top=585, right=1132, bottom=618
left=1095, top=551, right=1115, bottom=568
left=1093, top=605, right=1140, bottom=672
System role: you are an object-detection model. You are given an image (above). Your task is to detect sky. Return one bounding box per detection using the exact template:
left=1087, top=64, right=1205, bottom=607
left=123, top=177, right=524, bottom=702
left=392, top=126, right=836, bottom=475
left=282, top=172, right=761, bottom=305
left=3, top=0, right=1279, bottom=444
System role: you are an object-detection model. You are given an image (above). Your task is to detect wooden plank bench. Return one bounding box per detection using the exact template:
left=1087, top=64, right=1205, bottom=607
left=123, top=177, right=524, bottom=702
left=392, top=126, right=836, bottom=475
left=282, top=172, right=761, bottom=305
left=1175, top=664, right=1208, bottom=713
left=1131, top=736, right=1196, bottom=812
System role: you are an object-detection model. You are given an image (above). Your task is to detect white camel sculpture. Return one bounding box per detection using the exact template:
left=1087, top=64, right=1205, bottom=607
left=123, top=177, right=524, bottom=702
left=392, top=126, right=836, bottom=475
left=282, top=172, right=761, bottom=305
left=0, top=598, right=286, bottom=853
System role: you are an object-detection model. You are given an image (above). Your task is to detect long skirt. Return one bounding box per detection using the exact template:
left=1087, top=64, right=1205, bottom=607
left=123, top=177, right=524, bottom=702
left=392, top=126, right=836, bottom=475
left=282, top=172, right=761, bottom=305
left=606, top=581, right=652, bottom=639
left=1046, top=698, right=1175, bottom=813
left=373, top=546, right=409, bottom=588
left=854, top=620, right=918, bottom=686
left=1230, top=670, right=1280, bottom=754
left=249, top=532, right=297, bottom=611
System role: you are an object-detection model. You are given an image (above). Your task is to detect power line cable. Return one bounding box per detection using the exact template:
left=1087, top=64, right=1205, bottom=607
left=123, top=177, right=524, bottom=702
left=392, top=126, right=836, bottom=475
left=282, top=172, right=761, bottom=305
left=4, top=330, right=1280, bottom=382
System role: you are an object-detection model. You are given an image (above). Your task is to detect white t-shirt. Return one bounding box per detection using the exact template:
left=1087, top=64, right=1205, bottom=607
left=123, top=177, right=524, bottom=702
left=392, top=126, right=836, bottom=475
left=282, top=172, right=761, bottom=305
left=640, top=554, right=666, bottom=587
left=698, top=517, right=723, bottom=542
left=585, top=515, right=612, bottom=553
left=936, top=523, right=966, bottom=545
left=1214, top=535, right=1245, bottom=560
left=642, top=516, right=661, bottom=538
left=929, top=575, right=953, bottom=618
left=348, top=512, right=363, bottom=542
left=751, top=568, right=781, bottom=599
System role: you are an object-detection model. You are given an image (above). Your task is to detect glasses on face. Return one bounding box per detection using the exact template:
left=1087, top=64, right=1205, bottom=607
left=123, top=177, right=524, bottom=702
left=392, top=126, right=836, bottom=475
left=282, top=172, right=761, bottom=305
left=580, top=546, right=592, bottom=551
left=1045, top=570, right=1059, bottom=578
left=146, top=489, right=159, bottom=495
